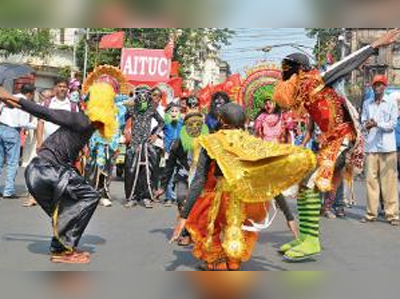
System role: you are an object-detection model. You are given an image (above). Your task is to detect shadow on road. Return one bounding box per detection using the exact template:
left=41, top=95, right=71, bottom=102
left=165, top=249, right=198, bottom=271
left=244, top=255, right=288, bottom=271
left=151, top=226, right=291, bottom=271
left=2, top=234, right=106, bottom=256
left=150, top=228, right=173, bottom=240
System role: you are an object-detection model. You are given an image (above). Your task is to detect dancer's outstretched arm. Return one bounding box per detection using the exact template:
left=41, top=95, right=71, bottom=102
left=0, top=87, right=21, bottom=108
left=0, top=87, right=90, bottom=131
left=322, top=28, right=400, bottom=86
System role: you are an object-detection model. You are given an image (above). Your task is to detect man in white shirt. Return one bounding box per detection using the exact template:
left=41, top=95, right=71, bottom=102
left=36, top=78, right=79, bottom=149
left=0, top=84, right=36, bottom=199
left=361, top=75, right=400, bottom=226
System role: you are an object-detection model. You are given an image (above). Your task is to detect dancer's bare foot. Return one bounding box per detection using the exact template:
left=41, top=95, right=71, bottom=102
left=153, top=189, right=165, bottom=199
left=227, top=259, right=242, bottom=271
left=22, top=197, right=37, bottom=207
left=73, top=250, right=91, bottom=257
left=100, top=198, right=112, bottom=207
left=198, top=259, right=228, bottom=271
left=51, top=251, right=91, bottom=264
left=177, top=236, right=191, bottom=247
left=169, top=218, right=187, bottom=244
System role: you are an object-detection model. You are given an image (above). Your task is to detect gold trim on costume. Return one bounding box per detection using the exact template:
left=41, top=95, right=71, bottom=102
left=205, top=180, right=225, bottom=251
left=198, top=130, right=317, bottom=203
left=223, top=191, right=246, bottom=259
left=52, top=204, right=74, bottom=254
left=82, top=65, right=131, bottom=95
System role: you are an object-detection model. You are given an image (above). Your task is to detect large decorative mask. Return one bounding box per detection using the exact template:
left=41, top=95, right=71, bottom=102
left=282, top=53, right=311, bottom=81
left=185, top=114, right=204, bottom=138
left=169, top=106, right=181, bottom=122
left=214, top=96, right=228, bottom=116
left=134, top=87, right=151, bottom=112
left=187, top=96, right=200, bottom=111
left=210, top=92, right=230, bottom=117
left=265, top=99, right=278, bottom=114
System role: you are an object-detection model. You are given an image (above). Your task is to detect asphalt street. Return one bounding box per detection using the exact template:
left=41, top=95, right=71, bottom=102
left=1, top=169, right=400, bottom=271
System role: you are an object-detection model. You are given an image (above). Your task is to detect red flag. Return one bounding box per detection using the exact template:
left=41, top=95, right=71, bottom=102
left=171, top=61, right=180, bottom=77
left=197, top=85, right=213, bottom=109
left=99, top=31, right=125, bottom=49
left=164, top=38, right=175, bottom=59
left=182, top=89, right=191, bottom=98
left=168, top=77, right=183, bottom=98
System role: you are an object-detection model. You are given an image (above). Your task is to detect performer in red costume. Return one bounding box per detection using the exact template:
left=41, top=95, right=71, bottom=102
left=273, top=28, right=400, bottom=262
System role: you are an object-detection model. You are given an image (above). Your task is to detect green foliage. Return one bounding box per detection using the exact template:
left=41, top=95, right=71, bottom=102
left=76, top=28, right=234, bottom=78
left=58, top=66, right=73, bottom=79
left=306, top=28, right=342, bottom=65
left=253, top=85, right=274, bottom=109
left=345, top=81, right=364, bottom=108
left=0, top=28, right=54, bottom=57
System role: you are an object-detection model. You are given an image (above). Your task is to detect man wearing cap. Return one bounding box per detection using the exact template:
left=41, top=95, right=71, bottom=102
left=273, top=29, right=400, bottom=261
left=0, top=83, right=36, bottom=199
left=361, top=75, right=399, bottom=226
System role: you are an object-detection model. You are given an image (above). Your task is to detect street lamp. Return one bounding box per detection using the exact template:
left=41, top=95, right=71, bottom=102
left=83, top=28, right=90, bottom=79
left=260, top=43, right=317, bottom=64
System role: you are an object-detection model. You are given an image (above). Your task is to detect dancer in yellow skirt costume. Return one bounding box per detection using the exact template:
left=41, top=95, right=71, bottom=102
left=171, top=103, right=316, bottom=270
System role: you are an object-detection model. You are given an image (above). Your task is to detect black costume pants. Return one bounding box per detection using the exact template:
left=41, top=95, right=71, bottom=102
left=175, top=180, right=190, bottom=238
left=152, top=147, right=163, bottom=190
left=25, top=157, right=100, bottom=253
left=124, top=143, right=157, bottom=202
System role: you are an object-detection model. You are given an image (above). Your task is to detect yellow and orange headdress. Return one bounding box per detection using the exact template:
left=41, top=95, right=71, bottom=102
left=82, top=65, right=130, bottom=140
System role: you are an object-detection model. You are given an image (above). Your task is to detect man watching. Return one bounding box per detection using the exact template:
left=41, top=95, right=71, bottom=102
left=36, top=78, right=78, bottom=149
left=0, top=83, right=36, bottom=199
left=361, top=75, right=400, bottom=226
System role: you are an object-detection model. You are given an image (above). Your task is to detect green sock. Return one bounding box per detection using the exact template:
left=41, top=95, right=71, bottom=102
left=297, top=189, right=321, bottom=239
left=284, top=189, right=322, bottom=260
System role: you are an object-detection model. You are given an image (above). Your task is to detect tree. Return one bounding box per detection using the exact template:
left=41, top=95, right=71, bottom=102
left=306, top=28, right=343, bottom=66
left=76, top=28, right=234, bottom=78
left=0, top=28, right=54, bottom=57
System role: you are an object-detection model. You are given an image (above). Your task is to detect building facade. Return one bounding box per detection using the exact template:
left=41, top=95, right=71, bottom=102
left=0, top=28, right=82, bottom=91
left=348, top=28, right=400, bottom=86
left=184, top=36, right=231, bottom=91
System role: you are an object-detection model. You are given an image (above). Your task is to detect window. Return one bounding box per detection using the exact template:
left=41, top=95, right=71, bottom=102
left=393, top=43, right=400, bottom=54
left=59, top=28, right=65, bottom=45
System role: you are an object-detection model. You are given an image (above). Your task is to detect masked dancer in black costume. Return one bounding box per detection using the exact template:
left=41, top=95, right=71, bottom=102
left=0, top=66, right=127, bottom=264
left=124, top=87, right=165, bottom=209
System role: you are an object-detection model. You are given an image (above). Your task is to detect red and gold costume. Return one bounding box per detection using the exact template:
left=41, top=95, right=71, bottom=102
left=274, top=70, right=363, bottom=192
left=183, top=130, right=316, bottom=267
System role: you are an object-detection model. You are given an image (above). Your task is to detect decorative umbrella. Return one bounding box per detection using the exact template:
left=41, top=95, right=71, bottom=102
left=0, top=63, right=35, bottom=92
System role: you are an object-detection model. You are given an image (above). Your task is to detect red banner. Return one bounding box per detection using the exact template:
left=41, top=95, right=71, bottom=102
left=99, top=31, right=125, bottom=49
left=196, top=74, right=242, bottom=108
left=168, top=77, right=183, bottom=98
left=164, top=38, right=175, bottom=59
left=170, top=61, right=180, bottom=77
left=121, top=48, right=172, bottom=82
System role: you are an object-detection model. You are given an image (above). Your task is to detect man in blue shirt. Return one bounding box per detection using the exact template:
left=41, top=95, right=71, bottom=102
left=393, top=92, right=400, bottom=178
left=361, top=75, right=399, bottom=226
left=163, top=102, right=184, bottom=207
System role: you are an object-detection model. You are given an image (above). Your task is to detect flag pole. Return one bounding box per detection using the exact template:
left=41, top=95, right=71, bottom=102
left=83, top=28, right=90, bottom=79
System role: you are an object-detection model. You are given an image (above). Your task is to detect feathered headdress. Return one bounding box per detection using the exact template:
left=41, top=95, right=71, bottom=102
left=82, top=65, right=130, bottom=140
left=82, top=65, right=131, bottom=95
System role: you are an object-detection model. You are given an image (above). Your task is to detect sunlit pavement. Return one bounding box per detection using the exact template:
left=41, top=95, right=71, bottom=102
left=0, top=169, right=399, bottom=271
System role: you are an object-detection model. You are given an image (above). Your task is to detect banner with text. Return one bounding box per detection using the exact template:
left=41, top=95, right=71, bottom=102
left=121, top=48, right=172, bottom=82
